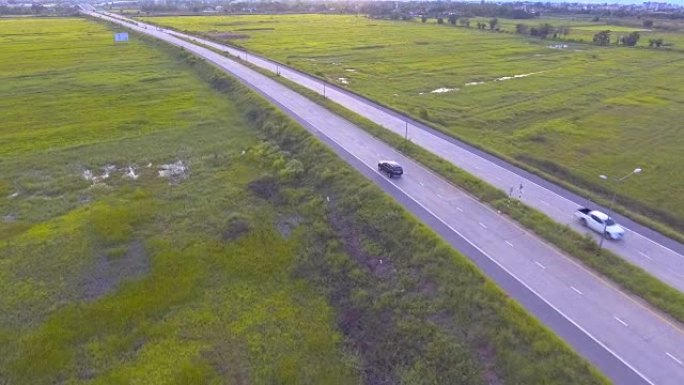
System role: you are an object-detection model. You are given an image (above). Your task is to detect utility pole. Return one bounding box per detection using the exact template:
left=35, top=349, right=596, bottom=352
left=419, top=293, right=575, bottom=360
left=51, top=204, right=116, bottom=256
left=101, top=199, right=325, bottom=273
left=598, top=168, right=642, bottom=249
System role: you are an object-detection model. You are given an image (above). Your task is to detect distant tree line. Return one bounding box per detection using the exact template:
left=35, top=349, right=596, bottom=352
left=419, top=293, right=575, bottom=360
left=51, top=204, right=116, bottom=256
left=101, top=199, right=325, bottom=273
left=514, top=23, right=570, bottom=39
left=133, top=0, right=684, bottom=24
left=591, top=30, right=643, bottom=47
left=0, top=4, right=77, bottom=15
left=510, top=22, right=666, bottom=48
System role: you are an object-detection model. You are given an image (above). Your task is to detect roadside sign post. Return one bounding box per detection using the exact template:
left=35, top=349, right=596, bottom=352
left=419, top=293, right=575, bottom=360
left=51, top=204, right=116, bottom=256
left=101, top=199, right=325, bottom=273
left=114, top=32, right=129, bottom=43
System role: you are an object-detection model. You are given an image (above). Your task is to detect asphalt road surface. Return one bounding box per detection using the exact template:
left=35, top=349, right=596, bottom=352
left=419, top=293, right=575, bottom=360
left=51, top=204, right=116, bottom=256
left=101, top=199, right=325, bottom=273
left=86, top=11, right=684, bottom=385
left=142, top=21, right=684, bottom=293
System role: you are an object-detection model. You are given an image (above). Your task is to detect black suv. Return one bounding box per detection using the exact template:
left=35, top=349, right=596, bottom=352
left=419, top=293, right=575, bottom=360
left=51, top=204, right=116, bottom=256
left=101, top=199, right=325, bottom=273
left=378, top=160, right=403, bottom=178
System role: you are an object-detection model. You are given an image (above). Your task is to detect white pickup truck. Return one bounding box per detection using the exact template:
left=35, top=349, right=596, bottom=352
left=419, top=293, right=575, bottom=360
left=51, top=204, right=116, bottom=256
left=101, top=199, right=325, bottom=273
left=575, top=208, right=625, bottom=240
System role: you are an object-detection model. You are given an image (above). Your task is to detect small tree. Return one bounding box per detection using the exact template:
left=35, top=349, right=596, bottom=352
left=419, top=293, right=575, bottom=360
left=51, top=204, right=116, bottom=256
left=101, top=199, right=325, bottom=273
left=593, top=30, right=611, bottom=46
left=489, top=17, right=498, bottom=30
left=538, top=23, right=554, bottom=39
left=448, top=14, right=457, bottom=25
left=529, top=23, right=553, bottom=39
left=437, top=17, right=444, bottom=25
left=515, top=23, right=529, bottom=35
left=643, top=19, right=654, bottom=28
left=620, top=31, right=640, bottom=47
left=421, top=16, right=427, bottom=23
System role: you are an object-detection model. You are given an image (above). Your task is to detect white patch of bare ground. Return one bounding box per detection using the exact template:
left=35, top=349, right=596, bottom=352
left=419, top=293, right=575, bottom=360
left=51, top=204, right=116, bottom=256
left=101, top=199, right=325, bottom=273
left=495, top=71, right=545, bottom=81
left=338, top=77, right=349, bottom=84
left=430, top=87, right=459, bottom=93
left=158, top=160, right=189, bottom=182
left=83, top=164, right=144, bottom=185
left=82, top=165, right=116, bottom=183
left=124, top=166, right=138, bottom=180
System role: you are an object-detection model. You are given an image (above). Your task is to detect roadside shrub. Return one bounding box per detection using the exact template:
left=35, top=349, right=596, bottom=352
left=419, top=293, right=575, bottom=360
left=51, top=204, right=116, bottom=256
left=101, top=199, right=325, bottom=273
left=419, top=107, right=429, bottom=120
left=279, top=159, right=304, bottom=181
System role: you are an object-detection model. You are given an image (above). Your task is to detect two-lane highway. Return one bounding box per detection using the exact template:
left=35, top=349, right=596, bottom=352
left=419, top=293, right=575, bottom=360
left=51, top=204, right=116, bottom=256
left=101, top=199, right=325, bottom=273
left=136, top=22, right=684, bottom=292
left=86, top=11, right=684, bottom=384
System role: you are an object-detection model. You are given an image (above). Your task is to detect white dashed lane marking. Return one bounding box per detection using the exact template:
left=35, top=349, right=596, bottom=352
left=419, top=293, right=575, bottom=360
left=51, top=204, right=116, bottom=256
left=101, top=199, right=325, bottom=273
left=666, top=352, right=683, bottom=366
left=639, top=251, right=653, bottom=260
left=614, top=316, right=628, bottom=327
left=571, top=286, right=583, bottom=295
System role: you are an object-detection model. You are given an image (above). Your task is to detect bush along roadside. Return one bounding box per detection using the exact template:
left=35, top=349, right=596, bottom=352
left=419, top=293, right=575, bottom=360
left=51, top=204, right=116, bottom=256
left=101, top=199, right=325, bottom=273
left=220, top=55, right=684, bottom=326
left=142, top=32, right=613, bottom=384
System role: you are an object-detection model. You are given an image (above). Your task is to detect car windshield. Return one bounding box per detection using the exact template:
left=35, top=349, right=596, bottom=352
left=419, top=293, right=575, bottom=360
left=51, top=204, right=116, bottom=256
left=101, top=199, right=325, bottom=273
left=605, top=218, right=616, bottom=226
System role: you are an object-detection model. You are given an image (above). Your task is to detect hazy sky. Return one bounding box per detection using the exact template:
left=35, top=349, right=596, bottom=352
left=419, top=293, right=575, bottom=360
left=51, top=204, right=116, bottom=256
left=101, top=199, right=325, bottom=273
left=469, top=0, right=684, bottom=6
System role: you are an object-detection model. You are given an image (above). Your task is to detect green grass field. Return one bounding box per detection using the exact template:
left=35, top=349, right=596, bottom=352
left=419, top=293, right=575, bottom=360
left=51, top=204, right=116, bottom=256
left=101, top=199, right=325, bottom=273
left=140, top=14, right=684, bottom=234
left=0, top=17, right=356, bottom=384
left=0, top=17, right=609, bottom=385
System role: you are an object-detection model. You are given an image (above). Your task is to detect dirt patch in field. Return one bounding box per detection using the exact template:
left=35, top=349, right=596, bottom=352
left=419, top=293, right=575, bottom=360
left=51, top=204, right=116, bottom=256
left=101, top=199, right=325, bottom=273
left=277, top=214, right=302, bottom=238
left=79, top=240, right=150, bottom=302
left=248, top=175, right=280, bottom=201
left=207, top=31, right=249, bottom=40
left=222, top=217, right=251, bottom=241
left=351, top=44, right=386, bottom=50
left=234, top=27, right=274, bottom=32
left=329, top=211, right=394, bottom=279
